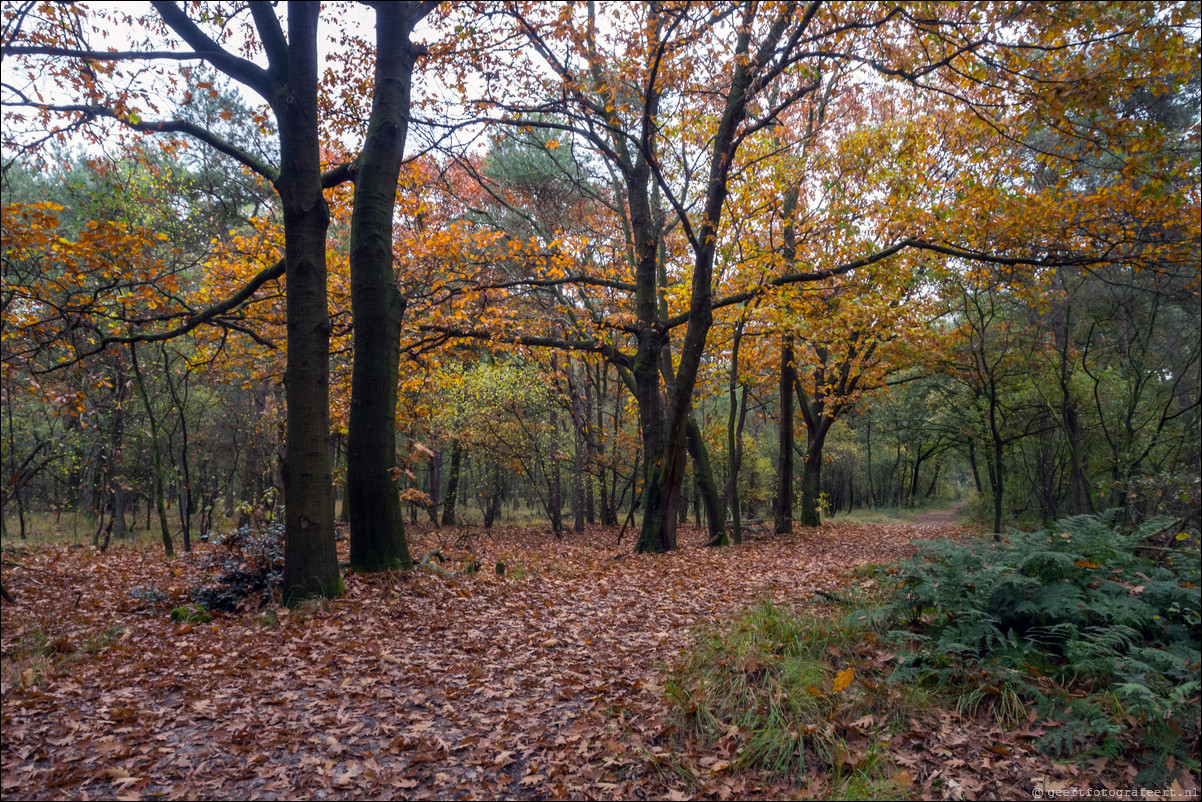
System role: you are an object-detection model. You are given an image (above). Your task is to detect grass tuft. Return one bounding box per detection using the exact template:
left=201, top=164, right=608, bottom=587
left=666, top=600, right=902, bottom=792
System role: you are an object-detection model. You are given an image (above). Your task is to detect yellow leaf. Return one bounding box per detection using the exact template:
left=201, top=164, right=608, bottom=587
left=833, top=667, right=855, bottom=693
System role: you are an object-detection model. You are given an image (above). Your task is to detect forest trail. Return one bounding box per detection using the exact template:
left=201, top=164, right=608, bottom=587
left=909, top=502, right=969, bottom=528
left=5, top=517, right=1058, bottom=802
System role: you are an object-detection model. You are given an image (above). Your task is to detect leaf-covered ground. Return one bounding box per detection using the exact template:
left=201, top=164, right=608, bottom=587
left=1, top=518, right=1177, bottom=800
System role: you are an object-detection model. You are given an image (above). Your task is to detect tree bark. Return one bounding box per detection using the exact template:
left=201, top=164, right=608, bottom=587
left=129, top=343, right=174, bottom=557
left=442, top=440, right=463, bottom=526
left=800, top=434, right=825, bottom=528
left=346, top=3, right=431, bottom=572
left=688, top=414, right=727, bottom=546
left=775, top=335, right=795, bottom=533
left=275, top=3, right=340, bottom=604
left=162, top=345, right=193, bottom=552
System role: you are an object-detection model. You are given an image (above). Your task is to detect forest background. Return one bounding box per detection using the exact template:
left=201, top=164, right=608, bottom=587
left=2, top=0, right=1197, bottom=580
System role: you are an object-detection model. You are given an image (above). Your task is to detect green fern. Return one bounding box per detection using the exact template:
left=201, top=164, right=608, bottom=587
left=886, top=512, right=1201, bottom=775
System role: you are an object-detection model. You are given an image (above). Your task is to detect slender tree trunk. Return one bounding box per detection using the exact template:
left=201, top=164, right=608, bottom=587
left=107, top=369, right=128, bottom=542
left=688, top=415, right=726, bottom=546
left=909, top=452, right=926, bottom=506
left=865, top=419, right=875, bottom=507
left=776, top=335, right=795, bottom=533
left=162, top=346, right=193, bottom=552
left=442, top=440, right=463, bottom=526
left=775, top=176, right=799, bottom=533
left=925, top=464, right=941, bottom=498
left=985, top=376, right=1005, bottom=535
left=573, top=379, right=585, bottom=534
left=795, top=369, right=831, bottom=527
left=112, top=486, right=127, bottom=541
left=1051, top=293, right=1096, bottom=515
left=427, top=447, right=443, bottom=525
left=724, top=321, right=749, bottom=544
left=129, top=343, right=174, bottom=557
left=548, top=384, right=564, bottom=539
left=727, top=383, right=750, bottom=543
left=967, top=438, right=984, bottom=495
left=584, top=370, right=596, bottom=525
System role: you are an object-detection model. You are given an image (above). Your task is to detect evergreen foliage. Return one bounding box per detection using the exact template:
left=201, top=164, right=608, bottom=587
left=193, top=521, right=286, bottom=612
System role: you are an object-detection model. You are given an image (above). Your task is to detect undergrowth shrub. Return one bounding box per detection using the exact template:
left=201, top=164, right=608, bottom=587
left=889, top=512, right=1200, bottom=776
left=192, top=521, right=284, bottom=612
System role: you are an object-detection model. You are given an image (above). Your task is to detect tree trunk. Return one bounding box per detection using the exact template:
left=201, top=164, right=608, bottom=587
left=572, top=377, right=585, bottom=533
left=584, top=368, right=596, bottom=525
left=795, top=366, right=832, bottom=527
left=547, top=385, right=564, bottom=539
left=129, top=343, right=174, bottom=558
left=1051, top=291, right=1096, bottom=516
left=427, top=447, right=443, bottom=525
left=775, top=335, right=795, bottom=534
left=633, top=330, right=672, bottom=553
left=967, top=438, right=984, bottom=495
left=925, top=464, right=941, bottom=498
left=442, top=440, right=463, bottom=526
left=277, top=3, right=340, bottom=605
left=726, top=383, right=751, bottom=543
left=687, top=415, right=726, bottom=546
left=346, top=3, right=428, bottom=573
left=112, top=485, right=127, bottom=541
left=163, top=346, right=193, bottom=552
left=800, top=437, right=824, bottom=528
left=107, top=370, right=128, bottom=542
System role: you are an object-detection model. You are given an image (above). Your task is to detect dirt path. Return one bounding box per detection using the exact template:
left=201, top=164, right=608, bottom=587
left=910, top=502, right=968, bottom=528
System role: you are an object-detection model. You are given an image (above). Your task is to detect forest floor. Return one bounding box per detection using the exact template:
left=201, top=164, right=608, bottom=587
left=0, top=513, right=1178, bottom=800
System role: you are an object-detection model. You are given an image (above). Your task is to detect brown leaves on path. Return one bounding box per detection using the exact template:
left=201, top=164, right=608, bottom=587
left=2, top=520, right=955, bottom=800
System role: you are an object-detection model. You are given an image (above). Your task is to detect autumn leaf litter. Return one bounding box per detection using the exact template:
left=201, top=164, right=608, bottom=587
left=2, top=518, right=1115, bottom=800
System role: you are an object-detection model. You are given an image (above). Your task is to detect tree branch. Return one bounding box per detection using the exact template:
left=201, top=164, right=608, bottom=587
left=150, top=1, right=273, bottom=98
left=31, top=258, right=288, bottom=374
left=7, top=101, right=279, bottom=181
left=418, top=324, right=634, bottom=369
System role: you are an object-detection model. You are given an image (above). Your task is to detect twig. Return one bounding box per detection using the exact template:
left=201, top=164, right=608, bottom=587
left=812, top=588, right=852, bottom=606
left=417, top=549, right=454, bottom=577
left=1, top=558, right=78, bottom=581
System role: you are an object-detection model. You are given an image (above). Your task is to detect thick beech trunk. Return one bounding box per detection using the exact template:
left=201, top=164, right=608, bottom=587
left=346, top=4, right=427, bottom=572
left=276, top=5, right=340, bottom=604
